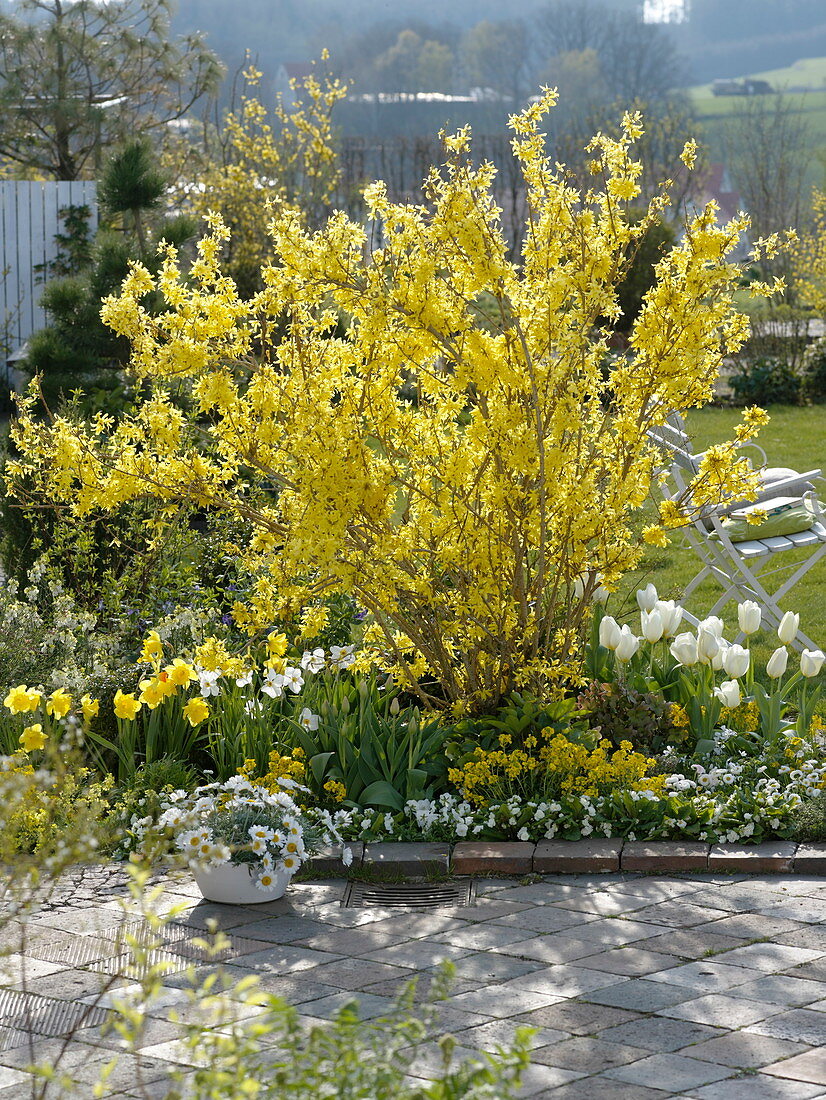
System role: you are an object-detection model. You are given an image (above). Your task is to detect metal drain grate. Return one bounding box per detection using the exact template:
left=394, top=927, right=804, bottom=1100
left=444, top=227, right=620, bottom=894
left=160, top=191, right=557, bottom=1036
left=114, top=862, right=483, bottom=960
left=342, top=880, right=476, bottom=909
left=0, top=989, right=111, bottom=1051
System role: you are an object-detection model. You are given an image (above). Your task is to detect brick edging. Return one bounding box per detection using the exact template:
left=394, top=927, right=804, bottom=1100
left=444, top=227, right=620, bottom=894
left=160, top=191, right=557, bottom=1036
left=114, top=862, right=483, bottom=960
left=305, top=839, right=825, bottom=876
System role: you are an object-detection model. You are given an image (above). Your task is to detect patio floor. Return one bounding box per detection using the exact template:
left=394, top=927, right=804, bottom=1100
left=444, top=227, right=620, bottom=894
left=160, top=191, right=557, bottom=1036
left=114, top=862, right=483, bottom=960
left=1, top=869, right=825, bottom=1098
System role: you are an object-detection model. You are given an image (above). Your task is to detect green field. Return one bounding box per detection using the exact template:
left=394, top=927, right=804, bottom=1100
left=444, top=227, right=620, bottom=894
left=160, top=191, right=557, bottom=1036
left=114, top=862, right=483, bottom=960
left=689, top=57, right=826, bottom=189
left=613, top=405, right=826, bottom=672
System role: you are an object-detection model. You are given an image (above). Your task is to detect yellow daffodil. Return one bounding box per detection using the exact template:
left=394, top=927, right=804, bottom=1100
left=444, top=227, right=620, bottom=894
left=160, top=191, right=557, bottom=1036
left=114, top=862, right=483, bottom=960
left=140, top=629, right=164, bottom=664
left=165, top=658, right=196, bottom=687
left=81, top=694, right=100, bottom=722
left=138, top=677, right=166, bottom=709
left=4, top=684, right=41, bottom=714
left=19, top=723, right=46, bottom=752
left=114, top=689, right=141, bottom=721
left=46, top=688, right=72, bottom=719
left=183, top=697, right=210, bottom=726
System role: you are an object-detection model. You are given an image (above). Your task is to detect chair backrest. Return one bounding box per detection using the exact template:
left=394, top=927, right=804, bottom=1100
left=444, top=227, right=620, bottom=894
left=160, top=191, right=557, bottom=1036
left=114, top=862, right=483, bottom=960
left=647, top=412, right=702, bottom=475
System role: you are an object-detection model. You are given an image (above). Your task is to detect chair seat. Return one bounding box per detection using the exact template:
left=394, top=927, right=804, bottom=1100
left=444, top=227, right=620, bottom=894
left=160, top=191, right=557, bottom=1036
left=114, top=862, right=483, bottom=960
left=731, top=521, right=826, bottom=557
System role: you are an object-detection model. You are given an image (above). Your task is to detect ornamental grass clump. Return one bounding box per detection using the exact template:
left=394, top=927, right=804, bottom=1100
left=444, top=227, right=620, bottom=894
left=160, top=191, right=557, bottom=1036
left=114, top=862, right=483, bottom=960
left=8, top=91, right=787, bottom=711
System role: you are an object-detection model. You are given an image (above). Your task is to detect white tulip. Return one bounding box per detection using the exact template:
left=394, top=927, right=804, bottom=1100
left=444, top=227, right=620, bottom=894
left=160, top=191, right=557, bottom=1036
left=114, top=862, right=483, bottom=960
left=710, top=639, right=729, bottom=671
left=641, top=608, right=665, bottom=644
left=738, top=600, right=762, bottom=636
left=699, top=615, right=725, bottom=639
left=593, top=582, right=609, bottom=604
left=655, top=600, right=683, bottom=638
left=573, top=576, right=585, bottom=599
left=636, top=584, right=659, bottom=613
left=697, top=627, right=720, bottom=663
left=766, top=646, right=789, bottom=679
left=800, top=649, right=826, bottom=678
left=723, top=644, right=751, bottom=680
left=599, top=615, right=622, bottom=650
left=615, top=625, right=641, bottom=662
left=670, top=632, right=698, bottom=666
left=714, top=679, right=741, bottom=708
left=777, top=612, right=800, bottom=645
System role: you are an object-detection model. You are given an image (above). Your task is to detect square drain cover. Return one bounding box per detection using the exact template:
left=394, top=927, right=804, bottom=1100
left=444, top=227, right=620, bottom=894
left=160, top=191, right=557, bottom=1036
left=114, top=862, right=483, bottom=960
left=343, top=880, right=475, bottom=909
left=0, top=989, right=111, bottom=1051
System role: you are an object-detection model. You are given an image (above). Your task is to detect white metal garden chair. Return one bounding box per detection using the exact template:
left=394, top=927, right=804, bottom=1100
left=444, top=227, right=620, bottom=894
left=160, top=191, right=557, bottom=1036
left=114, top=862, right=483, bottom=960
left=649, top=413, right=826, bottom=650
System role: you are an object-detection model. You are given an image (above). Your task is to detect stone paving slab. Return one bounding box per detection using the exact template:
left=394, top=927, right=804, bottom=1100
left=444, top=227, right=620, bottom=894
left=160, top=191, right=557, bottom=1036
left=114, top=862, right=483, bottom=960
left=1, top=868, right=825, bottom=1097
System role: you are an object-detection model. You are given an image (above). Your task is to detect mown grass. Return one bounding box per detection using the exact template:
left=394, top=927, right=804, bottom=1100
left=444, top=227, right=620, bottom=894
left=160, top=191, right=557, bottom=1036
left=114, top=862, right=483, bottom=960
left=612, top=405, right=826, bottom=671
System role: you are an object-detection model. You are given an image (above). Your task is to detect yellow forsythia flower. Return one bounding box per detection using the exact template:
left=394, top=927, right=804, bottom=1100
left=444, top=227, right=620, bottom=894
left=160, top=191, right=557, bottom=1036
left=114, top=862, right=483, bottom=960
left=114, top=690, right=141, bottom=721
left=183, top=697, right=210, bottom=726
left=19, top=724, right=46, bottom=752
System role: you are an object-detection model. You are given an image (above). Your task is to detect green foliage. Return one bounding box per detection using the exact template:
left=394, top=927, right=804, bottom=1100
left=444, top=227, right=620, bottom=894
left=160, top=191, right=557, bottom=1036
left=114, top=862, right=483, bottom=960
left=577, top=680, right=675, bottom=755
left=729, top=356, right=803, bottom=405
left=802, top=337, right=826, bottom=402
left=282, top=675, right=450, bottom=810
left=614, top=211, right=677, bottom=334
left=444, top=692, right=585, bottom=761
left=788, top=789, right=826, bottom=841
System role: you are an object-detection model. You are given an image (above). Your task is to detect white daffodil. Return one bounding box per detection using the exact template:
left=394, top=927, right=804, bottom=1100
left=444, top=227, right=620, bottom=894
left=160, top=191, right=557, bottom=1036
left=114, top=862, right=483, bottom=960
left=300, top=648, right=325, bottom=674
left=298, top=707, right=319, bottom=731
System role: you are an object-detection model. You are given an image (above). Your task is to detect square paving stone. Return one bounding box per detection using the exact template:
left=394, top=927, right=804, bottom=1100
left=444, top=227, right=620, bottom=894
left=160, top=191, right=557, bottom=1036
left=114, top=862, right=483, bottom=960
left=288, top=990, right=398, bottom=1020
left=455, top=1018, right=568, bottom=1051
left=301, top=957, right=414, bottom=990
left=233, top=916, right=331, bottom=943
left=430, top=923, right=531, bottom=950
left=692, top=1076, right=826, bottom=1099
left=598, top=1015, right=726, bottom=1052
left=646, top=959, right=761, bottom=993
left=662, top=992, right=786, bottom=1028
left=700, top=914, right=802, bottom=939
left=569, top=918, right=673, bottom=945
left=640, top=930, right=747, bottom=959
left=492, top=908, right=600, bottom=934
left=604, top=1051, right=731, bottom=1091
left=626, top=902, right=733, bottom=928
left=762, top=1049, right=826, bottom=1086
left=575, top=947, right=684, bottom=976
left=449, top=986, right=565, bottom=1018
left=226, top=945, right=342, bottom=974
left=515, top=1000, right=642, bottom=1036
left=679, top=1032, right=811, bottom=1068
left=746, top=1008, right=826, bottom=1046
left=712, top=943, right=824, bottom=971
left=361, top=941, right=471, bottom=970
left=728, top=975, right=826, bottom=1007
left=515, top=1061, right=586, bottom=1094
left=445, top=951, right=543, bottom=983
left=493, top=934, right=606, bottom=965
left=530, top=1036, right=650, bottom=1073
left=583, top=978, right=699, bottom=1013
left=541, top=1076, right=672, bottom=1099
left=501, top=964, right=627, bottom=999
left=787, top=959, right=826, bottom=982
left=756, top=900, right=826, bottom=924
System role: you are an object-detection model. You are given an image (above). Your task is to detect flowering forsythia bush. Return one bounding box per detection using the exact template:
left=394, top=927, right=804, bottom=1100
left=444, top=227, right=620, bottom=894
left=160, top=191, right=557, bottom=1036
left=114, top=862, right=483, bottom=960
left=8, top=93, right=787, bottom=710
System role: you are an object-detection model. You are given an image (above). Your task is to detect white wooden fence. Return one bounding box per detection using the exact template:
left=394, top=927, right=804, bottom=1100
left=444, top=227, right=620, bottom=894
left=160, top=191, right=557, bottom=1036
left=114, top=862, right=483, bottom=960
left=1, top=180, right=98, bottom=362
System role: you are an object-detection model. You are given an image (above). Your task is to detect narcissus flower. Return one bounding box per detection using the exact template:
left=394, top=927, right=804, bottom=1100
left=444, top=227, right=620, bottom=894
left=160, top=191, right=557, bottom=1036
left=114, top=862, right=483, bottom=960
left=4, top=684, right=41, bottom=714
left=114, top=690, right=141, bottom=721
left=140, top=630, right=164, bottom=664
left=183, top=697, right=210, bottom=726
left=46, top=688, right=72, bottom=719
left=19, top=723, right=46, bottom=752
left=81, top=694, right=100, bottom=721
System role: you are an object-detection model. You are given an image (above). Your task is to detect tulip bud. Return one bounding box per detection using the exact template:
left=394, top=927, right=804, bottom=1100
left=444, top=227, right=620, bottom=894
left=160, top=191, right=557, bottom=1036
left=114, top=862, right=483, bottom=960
left=738, top=600, right=762, bottom=636
left=636, top=584, right=658, bottom=613
left=640, top=609, right=664, bottom=644
left=714, top=679, right=741, bottom=708
left=699, top=616, right=725, bottom=639
left=389, top=697, right=400, bottom=715
left=655, top=600, right=683, bottom=638
left=697, top=627, right=720, bottom=663
left=723, top=644, right=751, bottom=680
left=614, top=625, right=640, bottom=662
left=670, top=632, right=698, bottom=666
left=800, top=649, right=826, bottom=678
left=599, top=615, right=622, bottom=651
left=777, top=611, right=800, bottom=645
left=340, top=696, right=351, bottom=714
left=766, top=646, right=788, bottom=679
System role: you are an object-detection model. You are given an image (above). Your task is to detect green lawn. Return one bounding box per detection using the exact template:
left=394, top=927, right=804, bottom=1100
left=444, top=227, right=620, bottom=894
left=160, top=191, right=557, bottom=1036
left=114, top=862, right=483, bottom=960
left=612, top=405, right=826, bottom=665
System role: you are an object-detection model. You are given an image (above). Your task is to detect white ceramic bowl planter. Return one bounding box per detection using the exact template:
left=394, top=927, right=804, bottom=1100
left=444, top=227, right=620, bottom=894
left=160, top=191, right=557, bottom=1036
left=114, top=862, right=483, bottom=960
left=192, top=862, right=293, bottom=905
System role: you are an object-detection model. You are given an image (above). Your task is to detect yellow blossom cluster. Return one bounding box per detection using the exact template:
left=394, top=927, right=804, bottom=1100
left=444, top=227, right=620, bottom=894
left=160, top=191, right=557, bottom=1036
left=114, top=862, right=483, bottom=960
left=7, top=92, right=781, bottom=710
left=792, top=189, right=826, bottom=315
left=241, top=750, right=306, bottom=793
left=449, top=733, right=665, bottom=806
